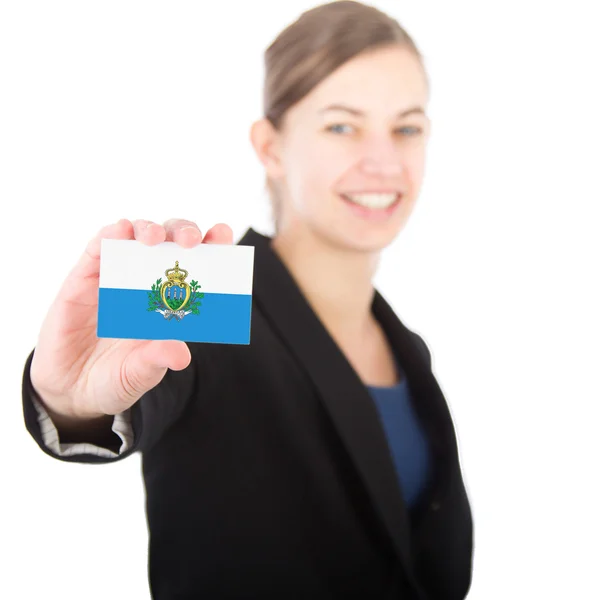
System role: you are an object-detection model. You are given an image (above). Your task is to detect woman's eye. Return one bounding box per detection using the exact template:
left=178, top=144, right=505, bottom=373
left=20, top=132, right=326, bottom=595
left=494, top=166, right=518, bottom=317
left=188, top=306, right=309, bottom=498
left=398, top=126, right=423, bottom=136
left=326, top=123, right=354, bottom=134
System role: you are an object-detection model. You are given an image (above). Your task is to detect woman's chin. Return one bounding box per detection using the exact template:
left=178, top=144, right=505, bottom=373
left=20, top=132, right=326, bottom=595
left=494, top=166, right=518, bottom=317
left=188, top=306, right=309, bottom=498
left=324, top=225, right=399, bottom=253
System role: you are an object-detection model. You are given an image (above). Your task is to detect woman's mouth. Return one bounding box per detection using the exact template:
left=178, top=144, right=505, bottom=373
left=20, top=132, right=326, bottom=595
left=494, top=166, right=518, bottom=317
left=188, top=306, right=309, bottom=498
left=339, top=192, right=403, bottom=220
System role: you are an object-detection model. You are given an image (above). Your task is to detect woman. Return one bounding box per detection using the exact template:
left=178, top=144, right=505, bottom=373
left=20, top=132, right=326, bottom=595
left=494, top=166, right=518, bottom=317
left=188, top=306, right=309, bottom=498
left=22, top=2, right=473, bottom=598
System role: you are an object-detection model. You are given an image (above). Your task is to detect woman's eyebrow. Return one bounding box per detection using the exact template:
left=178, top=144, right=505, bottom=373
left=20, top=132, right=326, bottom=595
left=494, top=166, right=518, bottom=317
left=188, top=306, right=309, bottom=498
left=318, top=104, right=427, bottom=118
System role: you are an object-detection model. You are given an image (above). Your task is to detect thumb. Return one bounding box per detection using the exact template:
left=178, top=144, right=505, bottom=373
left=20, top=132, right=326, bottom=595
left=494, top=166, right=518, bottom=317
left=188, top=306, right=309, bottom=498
left=118, top=340, right=191, bottom=404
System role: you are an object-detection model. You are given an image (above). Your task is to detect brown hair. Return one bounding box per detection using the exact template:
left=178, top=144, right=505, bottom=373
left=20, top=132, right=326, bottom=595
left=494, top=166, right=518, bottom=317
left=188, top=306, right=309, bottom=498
left=262, top=0, right=428, bottom=233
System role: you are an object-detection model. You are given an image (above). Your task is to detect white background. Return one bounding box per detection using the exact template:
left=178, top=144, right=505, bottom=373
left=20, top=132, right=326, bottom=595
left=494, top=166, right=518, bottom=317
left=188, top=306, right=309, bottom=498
left=1, top=1, right=595, bottom=598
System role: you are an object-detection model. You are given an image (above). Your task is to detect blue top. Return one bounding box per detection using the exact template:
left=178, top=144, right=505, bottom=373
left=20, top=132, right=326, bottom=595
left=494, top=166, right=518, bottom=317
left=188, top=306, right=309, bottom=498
left=366, top=355, right=432, bottom=510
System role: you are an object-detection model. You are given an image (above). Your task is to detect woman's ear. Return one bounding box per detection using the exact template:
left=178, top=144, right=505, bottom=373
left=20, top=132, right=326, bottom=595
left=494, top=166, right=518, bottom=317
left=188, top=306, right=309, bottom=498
left=249, top=118, right=285, bottom=179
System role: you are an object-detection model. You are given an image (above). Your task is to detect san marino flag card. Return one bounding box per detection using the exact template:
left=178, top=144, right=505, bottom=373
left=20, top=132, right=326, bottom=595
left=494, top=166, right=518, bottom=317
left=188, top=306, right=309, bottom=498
left=97, top=239, right=254, bottom=344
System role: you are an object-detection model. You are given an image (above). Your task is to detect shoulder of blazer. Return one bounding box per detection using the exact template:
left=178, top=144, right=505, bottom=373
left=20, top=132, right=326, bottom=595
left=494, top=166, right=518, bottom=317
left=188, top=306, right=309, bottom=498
left=410, top=331, right=432, bottom=369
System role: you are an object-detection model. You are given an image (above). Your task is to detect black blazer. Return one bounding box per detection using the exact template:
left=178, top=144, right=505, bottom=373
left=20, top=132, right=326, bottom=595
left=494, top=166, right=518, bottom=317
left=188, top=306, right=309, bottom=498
left=22, top=227, right=474, bottom=600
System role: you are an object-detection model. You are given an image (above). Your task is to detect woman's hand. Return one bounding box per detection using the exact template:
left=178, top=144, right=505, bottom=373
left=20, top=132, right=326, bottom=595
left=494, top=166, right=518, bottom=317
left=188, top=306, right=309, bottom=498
left=30, top=218, right=233, bottom=429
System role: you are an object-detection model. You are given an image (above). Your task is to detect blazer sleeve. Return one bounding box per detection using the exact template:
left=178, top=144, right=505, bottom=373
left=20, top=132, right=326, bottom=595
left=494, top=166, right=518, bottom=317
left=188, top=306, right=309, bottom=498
left=21, top=346, right=199, bottom=464
left=31, top=392, right=133, bottom=458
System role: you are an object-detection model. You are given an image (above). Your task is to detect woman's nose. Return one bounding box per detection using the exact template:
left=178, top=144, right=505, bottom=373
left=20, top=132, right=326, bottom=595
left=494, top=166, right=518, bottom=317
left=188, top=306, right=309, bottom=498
left=359, top=139, right=404, bottom=177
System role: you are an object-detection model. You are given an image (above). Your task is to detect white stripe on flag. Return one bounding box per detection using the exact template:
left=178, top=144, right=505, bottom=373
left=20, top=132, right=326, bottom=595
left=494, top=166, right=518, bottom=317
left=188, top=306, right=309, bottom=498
left=99, top=239, right=254, bottom=294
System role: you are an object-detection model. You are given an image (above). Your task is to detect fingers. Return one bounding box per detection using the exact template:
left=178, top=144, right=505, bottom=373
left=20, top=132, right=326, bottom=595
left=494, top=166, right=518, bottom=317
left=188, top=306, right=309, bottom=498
left=87, top=218, right=134, bottom=260
left=163, top=218, right=203, bottom=248
left=75, top=218, right=135, bottom=279
left=202, top=223, right=234, bottom=244
left=162, top=220, right=234, bottom=247
left=131, top=219, right=167, bottom=245
left=76, top=218, right=166, bottom=280
left=74, top=218, right=233, bottom=281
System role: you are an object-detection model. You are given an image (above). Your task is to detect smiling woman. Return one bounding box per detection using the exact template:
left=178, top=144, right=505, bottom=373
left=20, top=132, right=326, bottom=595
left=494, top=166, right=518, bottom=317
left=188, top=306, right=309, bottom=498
left=248, top=1, right=434, bottom=371
left=22, top=2, right=473, bottom=599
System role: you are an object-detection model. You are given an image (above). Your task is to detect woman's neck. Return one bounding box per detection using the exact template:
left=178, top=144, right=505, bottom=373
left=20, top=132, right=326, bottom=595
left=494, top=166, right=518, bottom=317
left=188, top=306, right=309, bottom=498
left=270, top=226, right=381, bottom=340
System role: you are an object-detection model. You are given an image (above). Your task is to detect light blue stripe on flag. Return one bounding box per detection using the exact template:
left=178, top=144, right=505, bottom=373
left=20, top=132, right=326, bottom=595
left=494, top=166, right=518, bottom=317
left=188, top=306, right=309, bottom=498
left=97, top=289, right=252, bottom=344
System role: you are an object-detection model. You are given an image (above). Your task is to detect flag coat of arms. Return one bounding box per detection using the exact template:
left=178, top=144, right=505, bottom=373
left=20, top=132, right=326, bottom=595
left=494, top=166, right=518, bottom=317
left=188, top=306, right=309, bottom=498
left=97, top=239, right=254, bottom=344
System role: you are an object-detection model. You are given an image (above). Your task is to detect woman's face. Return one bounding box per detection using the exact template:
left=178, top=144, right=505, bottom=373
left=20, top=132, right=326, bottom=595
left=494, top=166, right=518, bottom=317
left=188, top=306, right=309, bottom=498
left=260, top=44, right=431, bottom=252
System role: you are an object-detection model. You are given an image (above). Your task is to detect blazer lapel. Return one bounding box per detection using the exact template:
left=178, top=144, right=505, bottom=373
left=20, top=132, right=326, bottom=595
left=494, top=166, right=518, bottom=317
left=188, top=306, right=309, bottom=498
left=237, top=227, right=450, bottom=593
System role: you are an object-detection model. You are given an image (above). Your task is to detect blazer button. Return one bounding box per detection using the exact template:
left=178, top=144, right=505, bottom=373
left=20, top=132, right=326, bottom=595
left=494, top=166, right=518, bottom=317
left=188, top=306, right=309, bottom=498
left=430, top=501, right=440, bottom=511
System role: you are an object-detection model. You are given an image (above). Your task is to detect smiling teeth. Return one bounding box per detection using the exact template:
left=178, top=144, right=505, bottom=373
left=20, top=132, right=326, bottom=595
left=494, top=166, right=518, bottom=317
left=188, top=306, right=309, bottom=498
left=344, top=193, right=400, bottom=209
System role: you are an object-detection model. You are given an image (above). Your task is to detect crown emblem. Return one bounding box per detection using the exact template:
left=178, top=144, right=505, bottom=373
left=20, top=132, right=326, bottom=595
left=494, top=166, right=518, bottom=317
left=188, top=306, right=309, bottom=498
left=147, top=260, right=204, bottom=321
left=165, top=261, right=188, bottom=285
